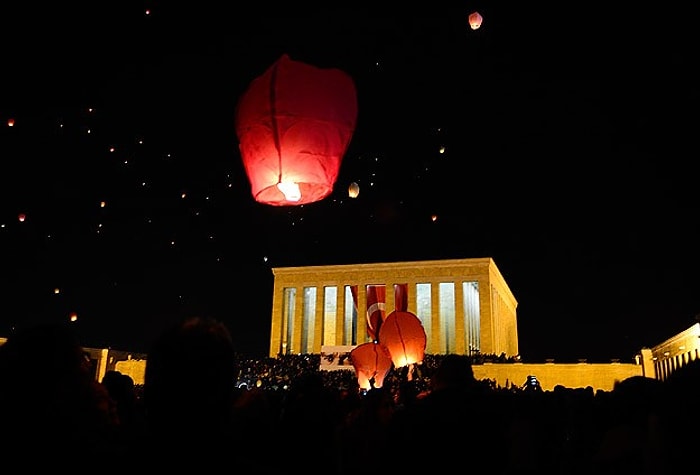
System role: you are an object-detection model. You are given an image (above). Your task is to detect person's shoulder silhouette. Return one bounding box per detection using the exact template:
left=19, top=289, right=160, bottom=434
left=386, top=354, right=500, bottom=472
left=0, top=322, right=119, bottom=465
left=142, top=315, right=263, bottom=470
left=144, top=316, right=237, bottom=430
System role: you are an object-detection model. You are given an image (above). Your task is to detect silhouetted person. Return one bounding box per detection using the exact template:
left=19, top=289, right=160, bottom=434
left=658, top=359, right=700, bottom=472
left=277, top=371, right=344, bottom=473
left=102, top=369, right=147, bottom=445
left=141, top=316, right=267, bottom=472
left=0, top=323, right=119, bottom=466
left=386, top=354, right=503, bottom=472
left=589, top=375, right=668, bottom=474
left=335, top=386, right=395, bottom=475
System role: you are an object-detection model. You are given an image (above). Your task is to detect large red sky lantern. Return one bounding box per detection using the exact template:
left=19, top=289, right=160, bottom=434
left=234, top=54, right=358, bottom=206
left=378, top=310, right=427, bottom=368
left=350, top=342, right=393, bottom=390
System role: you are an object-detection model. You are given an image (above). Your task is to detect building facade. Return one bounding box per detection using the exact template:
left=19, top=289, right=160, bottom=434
left=641, top=322, right=700, bottom=381
left=268, top=257, right=519, bottom=358
left=2, top=256, right=650, bottom=391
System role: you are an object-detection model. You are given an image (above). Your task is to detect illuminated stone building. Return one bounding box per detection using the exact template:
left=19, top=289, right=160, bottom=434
left=268, top=257, right=519, bottom=358
left=2, top=257, right=656, bottom=391
left=641, top=322, right=700, bottom=381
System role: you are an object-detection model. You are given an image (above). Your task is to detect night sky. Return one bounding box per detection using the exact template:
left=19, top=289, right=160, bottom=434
left=1, top=2, right=698, bottom=362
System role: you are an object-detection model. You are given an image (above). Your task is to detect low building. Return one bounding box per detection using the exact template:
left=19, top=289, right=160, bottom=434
left=641, top=322, right=700, bottom=381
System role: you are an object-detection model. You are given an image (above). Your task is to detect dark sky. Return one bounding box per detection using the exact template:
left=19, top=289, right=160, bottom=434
left=1, top=2, right=698, bottom=361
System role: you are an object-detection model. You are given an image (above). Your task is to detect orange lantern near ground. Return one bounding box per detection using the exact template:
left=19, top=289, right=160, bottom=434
left=235, top=54, right=358, bottom=206
left=468, top=11, right=483, bottom=30
left=378, top=310, right=427, bottom=368
left=350, top=341, right=393, bottom=390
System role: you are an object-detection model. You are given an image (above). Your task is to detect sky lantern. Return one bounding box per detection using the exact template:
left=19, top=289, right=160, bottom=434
left=18, top=213, right=26, bottom=222
left=378, top=310, right=427, bottom=368
left=235, top=54, right=358, bottom=206
left=350, top=341, right=393, bottom=390
left=469, top=11, right=483, bottom=30
left=348, top=181, right=360, bottom=198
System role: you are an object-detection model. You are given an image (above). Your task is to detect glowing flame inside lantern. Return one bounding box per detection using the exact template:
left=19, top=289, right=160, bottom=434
left=277, top=182, right=301, bottom=202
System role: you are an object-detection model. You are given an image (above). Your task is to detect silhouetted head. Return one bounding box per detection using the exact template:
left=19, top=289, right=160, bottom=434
left=430, top=354, right=476, bottom=392
left=0, top=322, right=116, bottom=461
left=0, top=322, right=93, bottom=400
left=144, top=316, right=239, bottom=432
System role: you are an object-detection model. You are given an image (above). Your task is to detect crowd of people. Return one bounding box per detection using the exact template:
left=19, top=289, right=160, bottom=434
left=0, top=316, right=697, bottom=473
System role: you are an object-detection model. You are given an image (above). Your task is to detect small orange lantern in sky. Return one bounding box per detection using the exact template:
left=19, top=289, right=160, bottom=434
left=235, top=54, right=358, bottom=206
left=350, top=342, right=393, bottom=390
left=348, top=181, right=360, bottom=198
left=468, top=11, right=483, bottom=30
left=18, top=213, right=26, bottom=222
left=378, top=310, right=427, bottom=368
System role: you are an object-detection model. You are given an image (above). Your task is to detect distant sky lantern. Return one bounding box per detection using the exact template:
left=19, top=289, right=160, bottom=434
left=18, top=213, right=26, bottom=222
left=7, top=118, right=15, bottom=127
left=235, top=54, right=358, bottom=206
left=350, top=342, right=393, bottom=390
left=469, top=11, right=483, bottom=30
left=348, top=181, right=360, bottom=198
left=69, top=312, right=78, bottom=322
left=378, top=310, right=427, bottom=368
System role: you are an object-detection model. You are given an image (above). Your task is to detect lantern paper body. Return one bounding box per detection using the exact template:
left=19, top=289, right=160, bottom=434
left=350, top=342, right=393, bottom=390
left=235, top=54, right=358, bottom=206
left=469, top=11, right=483, bottom=30
left=378, top=311, right=427, bottom=368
